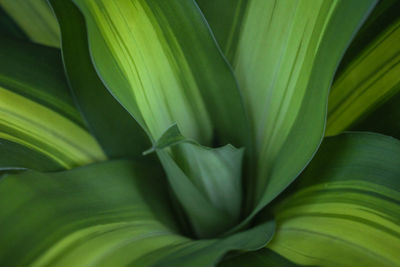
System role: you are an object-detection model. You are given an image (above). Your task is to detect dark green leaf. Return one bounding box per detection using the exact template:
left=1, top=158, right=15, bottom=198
left=0, top=139, right=61, bottom=171
left=0, top=159, right=275, bottom=266
left=351, top=91, right=400, bottom=139
left=0, top=0, right=60, bottom=47
left=0, top=6, right=28, bottom=39
left=219, top=248, right=299, bottom=267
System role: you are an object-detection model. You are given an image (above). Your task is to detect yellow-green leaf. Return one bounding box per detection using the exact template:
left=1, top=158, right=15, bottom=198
left=0, top=37, right=105, bottom=170
left=268, top=133, right=400, bottom=266
left=72, top=0, right=249, bottom=148
left=326, top=18, right=400, bottom=135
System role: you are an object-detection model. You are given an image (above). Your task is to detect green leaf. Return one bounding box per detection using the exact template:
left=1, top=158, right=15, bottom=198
left=267, top=132, right=400, bottom=266
left=351, top=92, right=400, bottom=139
left=49, top=0, right=151, bottom=159
left=0, top=37, right=105, bottom=170
left=0, top=159, right=275, bottom=266
left=205, top=0, right=376, bottom=223
left=197, top=0, right=376, bottom=211
left=149, top=124, right=245, bottom=237
left=71, top=0, right=250, bottom=148
left=0, top=6, right=28, bottom=40
left=195, top=0, right=247, bottom=63
left=240, top=0, right=376, bottom=209
left=326, top=17, right=400, bottom=135
left=218, top=248, right=299, bottom=267
left=0, top=139, right=62, bottom=172
left=335, top=0, right=400, bottom=75
left=0, top=0, right=60, bottom=47
left=68, top=0, right=255, bottom=237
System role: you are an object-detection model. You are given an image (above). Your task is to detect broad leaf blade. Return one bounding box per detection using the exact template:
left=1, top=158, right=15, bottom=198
left=0, top=0, right=60, bottom=47
left=49, top=0, right=151, bottom=158
left=268, top=133, right=400, bottom=266
left=71, top=0, right=250, bottom=148
left=69, top=0, right=254, bottom=237
left=0, top=160, right=274, bottom=266
left=197, top=0, right=376, bottom=211
left=0, top=37, right=105, bottom=170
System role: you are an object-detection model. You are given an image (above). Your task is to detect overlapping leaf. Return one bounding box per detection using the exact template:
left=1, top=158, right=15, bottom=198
left=267, top=133, right=400, bottom=266
left=0, top=6, right=27, bottom=40
left=63, top=0, right=254, bottom=237
left=0, top=37, right=105, bottom=171
left=50, top=0, right=151, bottom=158
left=352, top=92, right=400, bottom=139
left=326, top=15, right=400, bottom=135
left=72, top=0, right=249, bottom=147
left=0, top=160, right=274, bottom=266
left=149, top=124, right=244, bottom=237
left=0, top=0, right=60, bottom=47
left=199, top=0, right=376, bottom=217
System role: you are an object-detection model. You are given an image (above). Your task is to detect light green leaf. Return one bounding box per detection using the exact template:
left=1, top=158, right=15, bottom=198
left=268, top=132, right=400, bottom=266
left=238, top=0, right=376, bottom=209
left=198, top=0, right=377, bottom=212
left=0, top=0, right=60, bottom=47
left=0, top=37, right=105, bottom=170
left=201, top=1, right=376, bottom=225
left=0, top=159, right=274, bottom=266
left=69, top=0, right=254, bottom=237
left=49, top=0, right=151, bottom=159
left=150, top=124, right=245, bottom=237
left=326, top=17, right=400, bottom=135
left=72, top=0, right=250, bottom=148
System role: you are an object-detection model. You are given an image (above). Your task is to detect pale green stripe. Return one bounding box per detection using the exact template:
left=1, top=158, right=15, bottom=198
left=269, top=181, right=400, bottom=266
left=326, top=20, right=400, bottom=135
left=85, top=0, right=212, bottom=142
left=0, top=87, right=106, bottom=168
left=0, top=74, right=81, bottom=126
left=235, top=0, right=338, bottom=198
left=31, top=221, right=183, bottom=267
